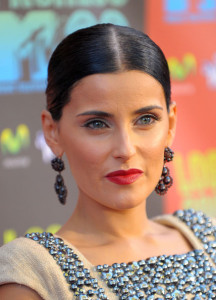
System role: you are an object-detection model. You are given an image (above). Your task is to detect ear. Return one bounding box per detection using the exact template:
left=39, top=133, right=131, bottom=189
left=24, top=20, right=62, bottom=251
left=41, top=110, right=64, bottom=156
left=166, top=101, right=177, bottom=147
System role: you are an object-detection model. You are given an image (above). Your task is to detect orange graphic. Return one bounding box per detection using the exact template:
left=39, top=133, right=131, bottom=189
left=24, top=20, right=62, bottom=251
left=146, top=0, right=216, bottom=216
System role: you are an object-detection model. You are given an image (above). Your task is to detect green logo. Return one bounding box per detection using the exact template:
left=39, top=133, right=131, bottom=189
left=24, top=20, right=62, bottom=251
left=1, top=124, right=30, bottom=155
left=168, top=53, right=197, bottom=81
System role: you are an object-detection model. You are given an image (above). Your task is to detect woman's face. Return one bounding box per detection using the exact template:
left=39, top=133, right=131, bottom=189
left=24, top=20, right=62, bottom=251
left=48, top=71, right=176, bottom=210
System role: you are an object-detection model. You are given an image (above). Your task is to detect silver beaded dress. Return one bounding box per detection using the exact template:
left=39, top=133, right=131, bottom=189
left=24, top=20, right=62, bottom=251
left=24, top=209, right=216, bottom=300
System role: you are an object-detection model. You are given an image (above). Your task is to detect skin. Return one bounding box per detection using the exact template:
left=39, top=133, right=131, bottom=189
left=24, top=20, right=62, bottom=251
left=0, top=284, right=43, bottom=299
left=0, top=71, right=192, bottom=298
left=44, top=71, right=191, bottom=263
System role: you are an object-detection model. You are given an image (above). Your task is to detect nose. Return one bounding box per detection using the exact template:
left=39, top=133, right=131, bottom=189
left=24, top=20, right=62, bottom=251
left=112, top=128, right=136, bottom=160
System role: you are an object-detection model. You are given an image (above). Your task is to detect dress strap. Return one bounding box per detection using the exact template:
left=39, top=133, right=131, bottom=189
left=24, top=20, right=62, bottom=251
left=154, top=209, right=216, bottom=267
left=25, top=232, right=110, bottom=299
left=173, top=209, right=216, bottom=266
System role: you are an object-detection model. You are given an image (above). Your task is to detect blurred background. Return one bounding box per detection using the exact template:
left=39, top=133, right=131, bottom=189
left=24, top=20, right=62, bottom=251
left=1, top=0, right=216, bottom=246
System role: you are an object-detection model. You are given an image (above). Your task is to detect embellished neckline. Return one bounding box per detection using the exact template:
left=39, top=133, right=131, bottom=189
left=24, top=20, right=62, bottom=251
left=58, top=231, right=197, bottom=269
left=25, top=209, right=216, bottom=299
left=53, top=212, right=200, bottom=268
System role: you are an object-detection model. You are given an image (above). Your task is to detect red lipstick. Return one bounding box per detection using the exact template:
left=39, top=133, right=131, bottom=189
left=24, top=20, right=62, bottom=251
left=106, top=169, right=143, bottom=185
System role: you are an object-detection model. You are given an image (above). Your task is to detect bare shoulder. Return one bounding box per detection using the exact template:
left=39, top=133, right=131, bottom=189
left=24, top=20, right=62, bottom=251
left=0, top=284, right=43, bottom=300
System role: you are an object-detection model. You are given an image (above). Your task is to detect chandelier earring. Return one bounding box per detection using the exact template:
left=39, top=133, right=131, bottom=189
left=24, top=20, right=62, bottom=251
left=155, top=147, right=174, bottom=195
left=51, top=156, right=67, bottom=205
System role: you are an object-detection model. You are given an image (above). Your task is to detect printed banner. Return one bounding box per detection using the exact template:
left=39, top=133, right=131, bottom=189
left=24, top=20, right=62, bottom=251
left=0, top=0, right=143, bottom=95
left=0, top=0, right=144, bottom=245
left=146, top=0, right=216, bottom=216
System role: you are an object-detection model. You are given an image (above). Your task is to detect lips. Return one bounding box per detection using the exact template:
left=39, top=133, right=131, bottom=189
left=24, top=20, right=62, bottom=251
left=106, top=169, right=143, bottom=185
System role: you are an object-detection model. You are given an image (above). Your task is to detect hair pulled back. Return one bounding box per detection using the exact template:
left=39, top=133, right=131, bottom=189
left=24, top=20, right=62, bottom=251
left=46, top=23, right=171, bottom=121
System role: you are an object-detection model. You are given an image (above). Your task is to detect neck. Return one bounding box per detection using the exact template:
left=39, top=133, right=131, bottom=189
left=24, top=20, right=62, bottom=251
left=60, top=192, right=151, bottom=244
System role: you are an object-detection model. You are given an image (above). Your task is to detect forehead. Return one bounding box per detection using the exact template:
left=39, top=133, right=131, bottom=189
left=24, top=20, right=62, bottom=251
left=69, top=71, right=166, bottom=112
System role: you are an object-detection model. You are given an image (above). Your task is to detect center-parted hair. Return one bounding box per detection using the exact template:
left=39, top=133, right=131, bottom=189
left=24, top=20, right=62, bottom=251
left=46, top=23, right=171, bottom=121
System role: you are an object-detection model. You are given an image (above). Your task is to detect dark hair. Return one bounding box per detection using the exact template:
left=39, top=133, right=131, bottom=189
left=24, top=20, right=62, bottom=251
left=46, top=23, right=171, bottom=121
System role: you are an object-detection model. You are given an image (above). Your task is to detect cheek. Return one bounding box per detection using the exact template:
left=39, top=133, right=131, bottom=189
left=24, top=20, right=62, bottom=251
left=141, top=123, right=169, bottom=175
left=144, top=146, right=164, bottom=176
left=142, top=123, right=169, bottom=155
left=63, top=135, right=108, bottom=176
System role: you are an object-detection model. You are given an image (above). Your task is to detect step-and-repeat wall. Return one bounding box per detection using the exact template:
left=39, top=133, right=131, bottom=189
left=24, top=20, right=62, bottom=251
left=1, top=0, right=216, bottom=245
left=146, top=1, right=216, bottom=216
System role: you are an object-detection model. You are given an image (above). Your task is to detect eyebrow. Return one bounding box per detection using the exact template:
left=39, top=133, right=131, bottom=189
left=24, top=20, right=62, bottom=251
left=76, top=105, right=163, bottom=118
left=76, top=110, right=113, bottom=118
left=134, top=105, right=163, bottom=114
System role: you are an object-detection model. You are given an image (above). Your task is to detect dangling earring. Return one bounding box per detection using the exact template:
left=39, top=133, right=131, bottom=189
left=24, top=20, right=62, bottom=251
left=155, top=147, right=174, bottom=195
left=51, top=157, right=67, bottom=205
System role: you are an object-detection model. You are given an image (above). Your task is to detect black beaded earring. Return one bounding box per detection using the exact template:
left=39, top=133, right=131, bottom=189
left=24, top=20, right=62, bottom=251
left=155, top=147, right=174, bottom=195
left=51, top=157, right=67, bottom=205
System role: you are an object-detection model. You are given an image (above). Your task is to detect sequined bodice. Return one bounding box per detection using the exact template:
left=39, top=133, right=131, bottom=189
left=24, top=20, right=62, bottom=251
left=25, top=209, right=216, bottom=299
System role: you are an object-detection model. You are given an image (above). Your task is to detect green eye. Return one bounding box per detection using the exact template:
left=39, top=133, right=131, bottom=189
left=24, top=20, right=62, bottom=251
left=137, top=115, right=154, bottom=125
left=85, top=120, right=107, bottom=129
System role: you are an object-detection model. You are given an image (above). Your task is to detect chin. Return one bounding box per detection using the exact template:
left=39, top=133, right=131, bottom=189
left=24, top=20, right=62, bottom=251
left=106, top=194, right=146, bottom=211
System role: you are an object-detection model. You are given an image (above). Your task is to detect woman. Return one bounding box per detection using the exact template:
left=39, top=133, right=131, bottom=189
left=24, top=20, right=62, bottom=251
left=0, top=24, right=215, bottom=299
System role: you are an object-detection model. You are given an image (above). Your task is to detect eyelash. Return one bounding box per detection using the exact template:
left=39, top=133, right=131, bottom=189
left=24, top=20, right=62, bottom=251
left=83, top=114, right=160, bottom=130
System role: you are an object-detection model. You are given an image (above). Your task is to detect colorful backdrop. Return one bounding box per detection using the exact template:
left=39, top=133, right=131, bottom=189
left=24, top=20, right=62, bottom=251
left=146, top=0, right=216, bottom=216
left=1, top=0, right=216, bottom=245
